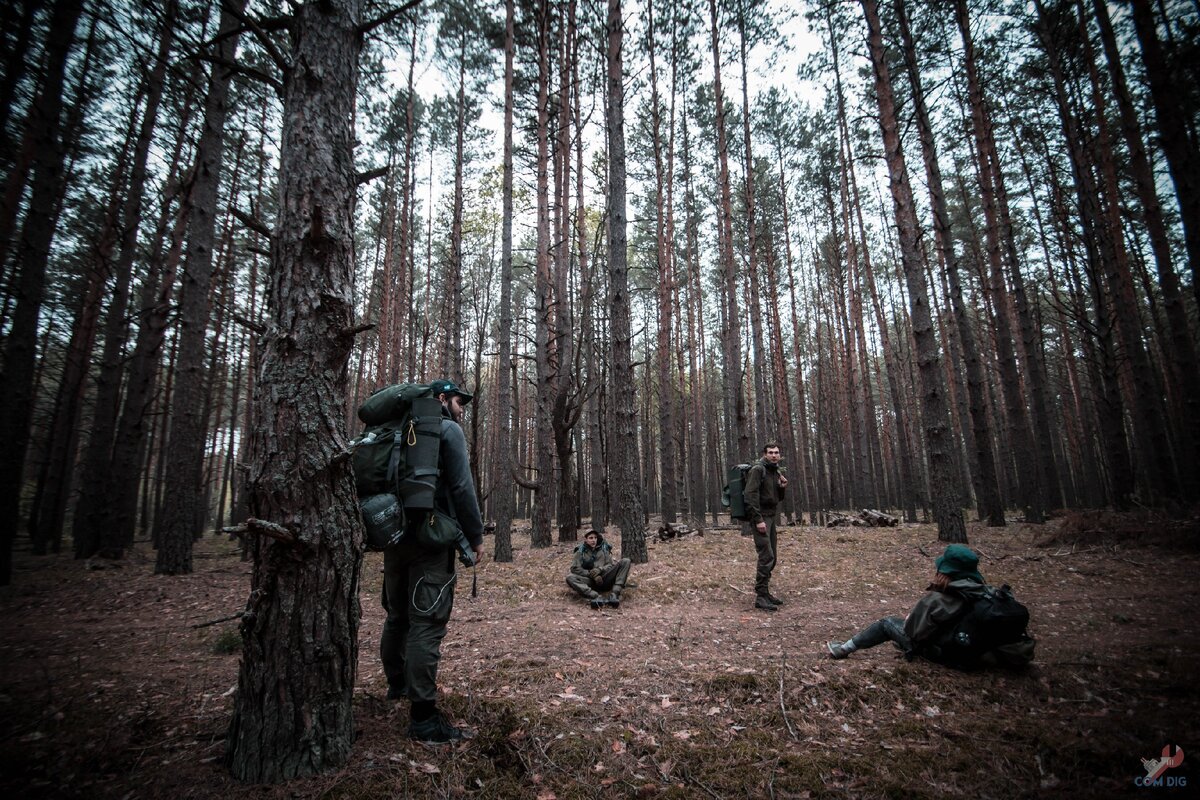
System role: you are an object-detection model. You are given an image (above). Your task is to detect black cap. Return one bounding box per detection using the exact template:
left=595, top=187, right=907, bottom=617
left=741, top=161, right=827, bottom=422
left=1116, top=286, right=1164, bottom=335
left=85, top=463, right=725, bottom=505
left=429, top=379, right=473, bottom=404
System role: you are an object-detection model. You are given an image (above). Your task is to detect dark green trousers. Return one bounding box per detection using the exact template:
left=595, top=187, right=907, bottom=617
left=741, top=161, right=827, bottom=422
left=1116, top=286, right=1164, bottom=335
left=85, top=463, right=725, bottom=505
left=381, top=541, right=456, bottom=703
left=749, top=514, right=778, bottom=597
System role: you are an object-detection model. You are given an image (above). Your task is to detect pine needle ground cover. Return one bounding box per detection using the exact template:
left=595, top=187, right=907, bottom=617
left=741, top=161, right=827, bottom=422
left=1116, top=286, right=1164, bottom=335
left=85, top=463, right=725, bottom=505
left=1, top=513, right=1196, bottom=798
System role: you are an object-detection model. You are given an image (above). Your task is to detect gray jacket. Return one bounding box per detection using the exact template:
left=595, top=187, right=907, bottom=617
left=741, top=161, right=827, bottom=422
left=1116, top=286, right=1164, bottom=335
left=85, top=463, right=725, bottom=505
left=436, top=417, right=484, bottom=548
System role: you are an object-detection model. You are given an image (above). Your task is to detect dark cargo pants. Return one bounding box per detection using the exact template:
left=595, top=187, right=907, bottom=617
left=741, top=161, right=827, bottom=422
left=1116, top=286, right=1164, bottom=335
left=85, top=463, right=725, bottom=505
left=381, top=541, right=457, bottom=703
left=565, top=558, right=631, bottom=599
left=749, top=513, right=778, bottom=598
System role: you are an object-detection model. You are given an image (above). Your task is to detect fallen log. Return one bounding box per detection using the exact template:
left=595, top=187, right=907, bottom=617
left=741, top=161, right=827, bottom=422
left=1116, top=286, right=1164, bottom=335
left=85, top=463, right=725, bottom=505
left=860, top=508, right=900, bottom=527
left=826, top=509, right=900, bottom=528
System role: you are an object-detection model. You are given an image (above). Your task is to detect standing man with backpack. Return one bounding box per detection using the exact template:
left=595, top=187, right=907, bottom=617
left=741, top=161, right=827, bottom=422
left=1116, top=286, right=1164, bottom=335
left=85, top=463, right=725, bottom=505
left=745, top=443, right=788, bottom=612
left=825, top=544, right=1035, bottom=669
left=380, top=379, right=485, bottom=744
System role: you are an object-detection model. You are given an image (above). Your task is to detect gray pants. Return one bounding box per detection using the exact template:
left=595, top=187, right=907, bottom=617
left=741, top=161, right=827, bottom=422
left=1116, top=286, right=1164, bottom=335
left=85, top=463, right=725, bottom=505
left=381, top=541, right=456, bottom=703
left=748, top=514, right=778, bottom=597
left=851, top=615, right=912, bottom=652
left=566, top=559, right=631, bottom=599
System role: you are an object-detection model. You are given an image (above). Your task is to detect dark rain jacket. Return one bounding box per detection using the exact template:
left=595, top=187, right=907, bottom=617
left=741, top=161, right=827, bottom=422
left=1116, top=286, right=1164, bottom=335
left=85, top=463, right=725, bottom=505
left=743, top=459, right=786, bottom=524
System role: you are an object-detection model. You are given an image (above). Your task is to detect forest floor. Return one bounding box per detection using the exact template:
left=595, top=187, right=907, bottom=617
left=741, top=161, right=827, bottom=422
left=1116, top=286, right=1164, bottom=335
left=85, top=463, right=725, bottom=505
left=1, top=510, right=1197, bottom=799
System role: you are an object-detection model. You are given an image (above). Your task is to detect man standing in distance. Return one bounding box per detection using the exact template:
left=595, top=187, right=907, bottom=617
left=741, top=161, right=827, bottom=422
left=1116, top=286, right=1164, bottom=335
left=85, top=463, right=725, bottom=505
left=746, top=443, right=788, bottom=612
left=381, top=379, right=485, bottom=744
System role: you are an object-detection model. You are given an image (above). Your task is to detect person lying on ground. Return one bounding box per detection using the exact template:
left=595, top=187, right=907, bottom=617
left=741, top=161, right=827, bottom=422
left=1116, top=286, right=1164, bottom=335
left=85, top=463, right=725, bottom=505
left=826, top=544, right=1035, bottom=670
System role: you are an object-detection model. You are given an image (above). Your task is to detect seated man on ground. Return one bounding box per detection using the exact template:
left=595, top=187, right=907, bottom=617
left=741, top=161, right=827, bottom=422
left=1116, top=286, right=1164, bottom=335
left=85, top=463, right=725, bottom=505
left=566, top=529, right=631, bottom=609
left=826, top=544, right=1034, bottom=670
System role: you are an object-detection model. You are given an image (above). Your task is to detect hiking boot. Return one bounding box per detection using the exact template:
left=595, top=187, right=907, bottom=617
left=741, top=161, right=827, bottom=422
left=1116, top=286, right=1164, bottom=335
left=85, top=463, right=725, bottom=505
left=604, top=593, right=620, bottom=609
left=589, top=595, right=606, bottom=609
left=826, top=641, right=854, bottom=660
left=764, top=593, right=784, bottom=606
left=754, top=596, right=778, bottom=612
left=409, top=712, right=469, bottom=745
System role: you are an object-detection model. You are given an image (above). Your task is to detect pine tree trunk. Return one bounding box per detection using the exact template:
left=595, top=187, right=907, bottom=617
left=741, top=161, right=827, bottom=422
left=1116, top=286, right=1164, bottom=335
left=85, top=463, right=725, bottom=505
left=1032, top=0, right=1135, bottom=507
left=154, top=0, right=243, bottom=573
left=1072, top=0, right=1183, bottom=501
left=1093, top=0, right=1200, bottom=488
left=1128, top=0, right=1200, bottom=309
left=224, top=0, right=364, bottom=782
left=707, top=0, right=747, bottom=465
left=0, top=0, right=84, bottom=585
left=0, top=0, right=38, bottom=161
left=530, top=0, right=554, bottom=549
left=442, top=34, right=467, bottom=382
left=680, top=112, right=710, bottom=521
left=953, top=0, right=1043, bottom=523
left=553, top=0, right=579, bottom=543
left=646, top=0, right=678, bottom=525
left=29, top=259, right=103, bottom=554
left=607, top=0, right=646, bottom=561
left=861, top=0, right=965, bottom=543
left=492, top=0, right=516, bottom=563
left=75, top=2, right=177, bottom=559
left=897, top=0, right=1003, bottom=526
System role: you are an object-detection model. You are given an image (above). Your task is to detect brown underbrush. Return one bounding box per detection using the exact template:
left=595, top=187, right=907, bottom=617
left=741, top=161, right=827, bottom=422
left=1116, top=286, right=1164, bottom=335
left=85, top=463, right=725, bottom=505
left=1, top=516, right=1195, bottom=798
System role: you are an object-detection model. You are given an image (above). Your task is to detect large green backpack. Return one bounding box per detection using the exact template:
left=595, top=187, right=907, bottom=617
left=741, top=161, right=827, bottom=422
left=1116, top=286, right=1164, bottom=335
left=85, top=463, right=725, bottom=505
left=721, top=463, right=753, bottom=521
left=351, top=383, right=443, bottom=548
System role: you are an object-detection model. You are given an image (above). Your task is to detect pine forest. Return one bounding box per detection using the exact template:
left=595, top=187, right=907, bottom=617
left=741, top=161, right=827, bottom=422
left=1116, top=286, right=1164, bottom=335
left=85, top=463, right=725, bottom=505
left=1, top=0, right=1198, bottom=795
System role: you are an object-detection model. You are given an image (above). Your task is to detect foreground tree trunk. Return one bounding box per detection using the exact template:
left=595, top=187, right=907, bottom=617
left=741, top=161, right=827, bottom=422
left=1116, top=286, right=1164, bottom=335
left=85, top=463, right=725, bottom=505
left=860, top=0, right=966, bottom=543
left=224, top=0, right=365, bottom=782
left=607, top=0, right=646, bottom=562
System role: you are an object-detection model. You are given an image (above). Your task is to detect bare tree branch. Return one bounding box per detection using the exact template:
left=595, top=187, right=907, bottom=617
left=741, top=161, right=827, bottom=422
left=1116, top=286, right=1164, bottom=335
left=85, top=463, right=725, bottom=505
left=222, top=0, right=290, bottom=75
left=232, top=313, right=266, bottom=334
left=197, top=53, right=283, bottom=95
left=231, top=206, right=271, bottom=238
left=359, top=0, right=424, bottom=36
left=356, top=166, right=388, bottom=185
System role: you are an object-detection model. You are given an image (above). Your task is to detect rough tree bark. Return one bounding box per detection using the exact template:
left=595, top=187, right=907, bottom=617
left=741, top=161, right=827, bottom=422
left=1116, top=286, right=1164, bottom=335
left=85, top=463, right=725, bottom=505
left=860, top=0, right=966, bottom=543
left=646, top=0, right=678, bottom=525
left=953, top=0, right=1043, bottom=523
left=607, top=0, right=647, bottom=562
left=531, top=0, right=555, bottom=548
left=552, top=0, right=580, bottom=543
left=224, top=0, right=365, bottom=783
left=707, top=0, right=747, bottom=465
left=492, top=0, right=516, bottom=563
left=897, top=0, right=1003, bottom=526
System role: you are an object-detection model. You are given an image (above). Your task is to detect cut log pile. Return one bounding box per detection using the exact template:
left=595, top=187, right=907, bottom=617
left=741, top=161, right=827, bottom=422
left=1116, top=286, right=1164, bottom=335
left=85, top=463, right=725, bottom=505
left=826, top=509, right=901, bottom=528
